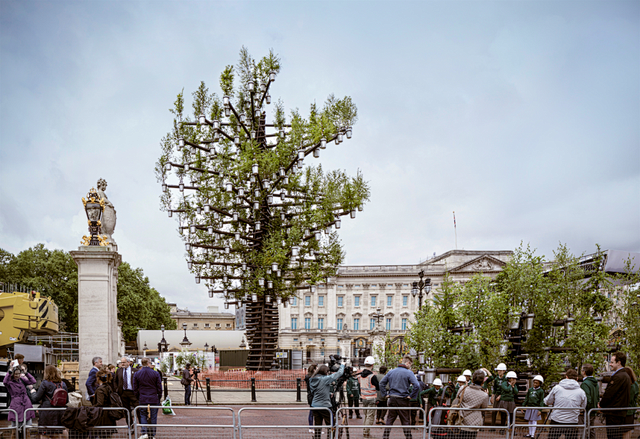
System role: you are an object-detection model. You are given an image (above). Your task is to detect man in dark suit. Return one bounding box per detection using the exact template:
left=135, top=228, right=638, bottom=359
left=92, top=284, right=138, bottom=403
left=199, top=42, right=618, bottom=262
left=599, top=351, right=631, bottom=439
left=133, top=357, right=162, bottom=439
left=115, top=356, right=138, bottom=426
left=85, top=356, right=102, bottom=404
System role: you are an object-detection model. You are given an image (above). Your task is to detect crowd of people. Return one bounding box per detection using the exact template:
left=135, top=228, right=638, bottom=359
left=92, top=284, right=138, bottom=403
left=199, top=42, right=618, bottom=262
left=303, top=351, right=638, bottom=439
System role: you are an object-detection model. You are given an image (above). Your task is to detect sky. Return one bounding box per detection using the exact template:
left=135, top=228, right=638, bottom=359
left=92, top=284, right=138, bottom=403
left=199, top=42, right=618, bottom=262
left=1, top=0, right=639, bottom=312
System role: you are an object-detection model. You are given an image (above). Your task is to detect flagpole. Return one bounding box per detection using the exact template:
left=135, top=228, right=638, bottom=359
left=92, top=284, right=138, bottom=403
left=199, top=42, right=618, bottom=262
left=453, top=211, right=457, bottom=250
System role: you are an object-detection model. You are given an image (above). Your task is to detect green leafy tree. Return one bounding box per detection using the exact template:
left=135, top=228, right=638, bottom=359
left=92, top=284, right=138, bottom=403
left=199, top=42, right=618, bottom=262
left=614, top=256, right=640, bottom=368
left=155, top=48, right=370, bottom=369
left=0, top=244, right=79, bottom=332
left=0, top=245, right=175, bottom=341
left=117, top=262, right=176, bottom=341
left=372, top=331, right=403, bottom=369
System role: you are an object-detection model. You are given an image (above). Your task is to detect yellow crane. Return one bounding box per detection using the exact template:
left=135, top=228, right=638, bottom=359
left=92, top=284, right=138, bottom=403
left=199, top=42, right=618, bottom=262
left=0, top=291, right=59, bottom=346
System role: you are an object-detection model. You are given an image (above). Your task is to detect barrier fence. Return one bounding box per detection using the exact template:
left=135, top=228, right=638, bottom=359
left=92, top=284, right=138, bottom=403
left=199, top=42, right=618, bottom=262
left=0, top=409, right=19, bottom=439
left=2, top=405, right=637, bottom=439
left=336, top=406, right=426, bottom=439
left=23, top=407, right=131, bottom=439
left=512, top=407, right=587, bottom=439
left=237, top=407, right=333, bottom=439
left=133, top=405, right=235, bottom=439
left=587, top=407, right=639, bottom=439
left=429, top=408, right=511, bottom=439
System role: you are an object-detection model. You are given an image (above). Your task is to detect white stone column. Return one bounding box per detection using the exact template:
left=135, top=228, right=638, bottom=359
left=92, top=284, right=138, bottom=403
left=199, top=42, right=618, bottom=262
left=71, top=246, right=121, bottom=396
left=371, top=329, right=386, bottom=365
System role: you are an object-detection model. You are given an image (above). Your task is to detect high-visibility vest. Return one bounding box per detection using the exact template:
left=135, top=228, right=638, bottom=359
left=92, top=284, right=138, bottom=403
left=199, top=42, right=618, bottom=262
left=359, top=373, right=377, bottom=399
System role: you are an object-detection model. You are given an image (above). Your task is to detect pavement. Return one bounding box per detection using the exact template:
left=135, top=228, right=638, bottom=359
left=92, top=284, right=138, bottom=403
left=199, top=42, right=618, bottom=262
left=164, top=376, right=307, bottom=405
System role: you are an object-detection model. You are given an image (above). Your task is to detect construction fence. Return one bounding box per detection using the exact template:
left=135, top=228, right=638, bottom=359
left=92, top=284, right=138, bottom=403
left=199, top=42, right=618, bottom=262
left=0, top=405, right=636, bottom=439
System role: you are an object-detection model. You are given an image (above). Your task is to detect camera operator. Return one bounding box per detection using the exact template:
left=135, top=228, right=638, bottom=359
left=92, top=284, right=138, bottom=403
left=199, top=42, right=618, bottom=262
left=309, top=356, right=345, bottom=439
left=181, top=363, right=194, bottom=405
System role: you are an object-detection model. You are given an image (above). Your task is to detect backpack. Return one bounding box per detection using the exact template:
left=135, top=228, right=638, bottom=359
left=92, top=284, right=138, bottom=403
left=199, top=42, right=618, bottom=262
left=48, top=383, right=68, bottom=407
left=108, top=388, right=127, bottom=421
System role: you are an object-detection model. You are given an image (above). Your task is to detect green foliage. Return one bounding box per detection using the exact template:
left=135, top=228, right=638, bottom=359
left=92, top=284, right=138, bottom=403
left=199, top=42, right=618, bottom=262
left=0, top=245, right=175, bottom=341
left=155, top=48, right=370, bottom=305
left=116, top=262, right=176, bottom=341
left=175, top=350, right=207, bottom=370
left=614, top=256, right=640, bottom=368
left=406, top=242, right=622, bottom=376
left=0, top=244, right=79, bottom=331
left=372, top=331, right=403, bottom=369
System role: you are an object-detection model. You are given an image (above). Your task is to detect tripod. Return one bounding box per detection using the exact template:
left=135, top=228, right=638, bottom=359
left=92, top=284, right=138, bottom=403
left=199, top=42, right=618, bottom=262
left=191, top=370, right=210, bottom=406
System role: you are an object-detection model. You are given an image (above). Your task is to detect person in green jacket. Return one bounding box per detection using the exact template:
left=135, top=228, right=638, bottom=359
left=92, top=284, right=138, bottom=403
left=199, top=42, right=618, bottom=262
left=346, top=369, right=361, bottom=419
left=485, top=363, right=507, bottom=426
left=523, top=375, right=545, bottom=438
left=498, top=371, right=519, bottom=426
left=580, top=364, right=599, bottom=439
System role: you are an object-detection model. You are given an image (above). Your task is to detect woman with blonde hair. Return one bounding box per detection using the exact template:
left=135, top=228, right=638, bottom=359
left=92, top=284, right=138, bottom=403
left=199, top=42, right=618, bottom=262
left=32, top=365, right=68, bottom=438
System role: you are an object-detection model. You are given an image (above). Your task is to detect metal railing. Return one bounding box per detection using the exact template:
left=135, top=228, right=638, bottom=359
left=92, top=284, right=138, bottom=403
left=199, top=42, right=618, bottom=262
left=23, top=407, right=131, bottom=439
left=237, top=406, right=333, bottom=439
left=133, top=405, right=236, bottom=439
left=429, top=407, right=511, bottom=439
left=512, top=407, right=588, bottom=439
left=337, top=406, right=426, bottom=439
left=0, top=409, right=19, bottom=438
left=587, top=407, right=639, bottom=439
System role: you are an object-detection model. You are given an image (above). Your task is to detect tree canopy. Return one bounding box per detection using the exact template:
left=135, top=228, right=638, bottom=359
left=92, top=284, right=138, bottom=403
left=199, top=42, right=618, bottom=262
left=0, top=245, right=175, bottom=340
left=406, top=243, right=638, bottom=374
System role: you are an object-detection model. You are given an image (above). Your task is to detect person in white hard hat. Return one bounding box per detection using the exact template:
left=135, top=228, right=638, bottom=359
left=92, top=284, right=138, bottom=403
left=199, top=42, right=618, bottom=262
left=358, top=356, right=380, bottom=438
left=484, top=363, right=507, bottom=426
left=421, top=378, right=444, bottom=425
left=463, top=370, right=473, bottom=381
left=452, top=375, right=468, bottom=400
left=523, top=375, right=545, bottom=437
left=498, top=371, right=519, bottom=426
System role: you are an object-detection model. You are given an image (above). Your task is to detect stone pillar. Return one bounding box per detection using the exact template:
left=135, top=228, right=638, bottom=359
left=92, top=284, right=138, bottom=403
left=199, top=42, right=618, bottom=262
left=371, top=329, right=386, bottom=366
left=71, top=246, right=121, bottom=395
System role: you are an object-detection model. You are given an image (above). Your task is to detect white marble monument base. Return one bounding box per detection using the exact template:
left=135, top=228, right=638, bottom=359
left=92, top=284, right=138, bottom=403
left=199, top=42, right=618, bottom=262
left=71, top=246, right=121, bottom=396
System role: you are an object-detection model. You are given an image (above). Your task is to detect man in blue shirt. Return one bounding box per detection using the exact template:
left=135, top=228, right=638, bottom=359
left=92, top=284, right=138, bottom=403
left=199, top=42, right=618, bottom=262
left=380, top=355, right=420, bottom=439
left=85, top=356, right=102, bottom=404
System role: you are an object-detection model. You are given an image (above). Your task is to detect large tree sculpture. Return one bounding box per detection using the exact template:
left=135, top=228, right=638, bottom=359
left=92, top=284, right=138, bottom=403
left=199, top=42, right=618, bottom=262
left=155, top=49, right=370, bottom=370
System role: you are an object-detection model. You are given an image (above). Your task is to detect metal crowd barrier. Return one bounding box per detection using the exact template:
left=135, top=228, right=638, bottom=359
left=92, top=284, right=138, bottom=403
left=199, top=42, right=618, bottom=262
left=133, top=405, right=236, bottom=439
left=0, top=409, right=19, bottom=438
left=512, top=407, right=587, bottom=439
left=23, top=407, right=132, bottom=439
left=428, top=407, right=510, bottom=439
left=237, top=407, right=333, bottom=439
left=335, top=406, right=426, bottom=439
left=587, top=407, right=639, bottom=439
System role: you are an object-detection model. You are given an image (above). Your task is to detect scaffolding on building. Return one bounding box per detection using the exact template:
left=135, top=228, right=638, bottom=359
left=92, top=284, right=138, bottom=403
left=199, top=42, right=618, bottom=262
left=26, top=332, right=79, bottom=362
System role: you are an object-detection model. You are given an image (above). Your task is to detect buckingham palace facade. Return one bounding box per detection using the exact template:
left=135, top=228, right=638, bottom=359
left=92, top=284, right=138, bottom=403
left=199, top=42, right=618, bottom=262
left=277, top=249, right=513, bottom=364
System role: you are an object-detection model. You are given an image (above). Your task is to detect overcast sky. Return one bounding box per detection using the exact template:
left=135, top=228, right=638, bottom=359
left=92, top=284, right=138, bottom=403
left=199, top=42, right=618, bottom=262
left=1, top=0, right=638, bottom=312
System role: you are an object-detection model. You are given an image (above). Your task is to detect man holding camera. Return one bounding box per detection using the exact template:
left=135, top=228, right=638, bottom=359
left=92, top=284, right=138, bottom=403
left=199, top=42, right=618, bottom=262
left=182, top=363, right=194, bottom=405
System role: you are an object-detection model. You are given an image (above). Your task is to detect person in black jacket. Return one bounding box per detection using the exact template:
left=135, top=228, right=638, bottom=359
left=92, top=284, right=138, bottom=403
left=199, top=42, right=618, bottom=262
left=182, top=364, right=194, bottom=405
left=32, top=365, right=69, bottom=438
left=93, top=369, right=117, bottom=427
left=599, top=352, right=631, bottom=439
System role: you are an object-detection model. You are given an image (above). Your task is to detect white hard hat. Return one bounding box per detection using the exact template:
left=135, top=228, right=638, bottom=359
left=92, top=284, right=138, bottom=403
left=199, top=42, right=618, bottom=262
left=533, top=375, right=544, bottom=383
left=433, top=378, right=443, bottom=386
left=496, top=363, right=507, bottom=371
left=364, top=356, right=375, bottom=366
left=506, top=371, right=517, bottom=379
left=463, top=369, right=472, bottom=377
left=457, top=375, right=467, bottom=383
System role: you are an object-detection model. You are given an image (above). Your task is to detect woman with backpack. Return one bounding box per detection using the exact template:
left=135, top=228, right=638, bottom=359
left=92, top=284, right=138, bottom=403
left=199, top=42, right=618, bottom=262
left=32, top=365, right=69, bottom=438
left=305, top=364, right=318, bottom=432
left=4, top=365, right=37, bottom=429
left=93, top=369, right=117, bottom=427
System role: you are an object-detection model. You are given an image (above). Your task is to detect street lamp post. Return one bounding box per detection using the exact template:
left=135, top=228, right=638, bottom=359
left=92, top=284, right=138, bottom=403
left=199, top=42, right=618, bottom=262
left=411, top=270, right=432, bottom=309
left=180, top=323, right=192, bottom=349
left=158, top=324, right=169, bottom=353
left=372, top=307, right=384, bottom=330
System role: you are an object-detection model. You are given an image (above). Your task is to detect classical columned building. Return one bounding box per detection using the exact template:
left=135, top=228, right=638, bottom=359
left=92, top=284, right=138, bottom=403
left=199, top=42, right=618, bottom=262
left=278, top=250, right=513, bottom=365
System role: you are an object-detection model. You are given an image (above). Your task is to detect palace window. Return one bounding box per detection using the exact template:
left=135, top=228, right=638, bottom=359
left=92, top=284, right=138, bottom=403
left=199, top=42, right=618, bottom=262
left=337, top=318, right=343, bottom=330
left=402, top=318, right=407, bottom=330
left=387, top=296, right=393, bottom=306
left=305, top=317, right=311, bottom=329
left=354, top=296, right=360, bottom=307
left=305, top=296, right=311, bottom=306
left=353, top=318, right=360, bottom=331
left=338, top=296, right=344, bottom=307
left=386, top=318, right=392, bottom=330
left=371, top=296, right=377, bottom=306
left=318, top=318, right=324, bottom=330
left=319, top=296, right=325, bottom=307
left=292, top=318, right=297, bottom=330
